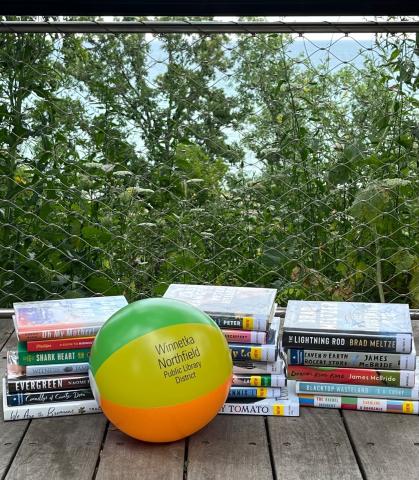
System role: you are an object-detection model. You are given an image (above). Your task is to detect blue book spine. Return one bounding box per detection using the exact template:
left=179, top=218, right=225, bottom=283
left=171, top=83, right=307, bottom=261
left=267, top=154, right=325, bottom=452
left=296, top=381, right=419, bottom=399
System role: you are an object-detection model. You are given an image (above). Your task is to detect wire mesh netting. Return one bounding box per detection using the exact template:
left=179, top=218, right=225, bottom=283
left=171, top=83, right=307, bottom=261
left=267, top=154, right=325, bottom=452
left=0, top=21, right=418, bottom=307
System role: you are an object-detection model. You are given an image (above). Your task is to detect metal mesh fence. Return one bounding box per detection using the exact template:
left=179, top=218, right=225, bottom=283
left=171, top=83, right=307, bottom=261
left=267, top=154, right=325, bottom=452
left=0, top=20, right=418, bottom=307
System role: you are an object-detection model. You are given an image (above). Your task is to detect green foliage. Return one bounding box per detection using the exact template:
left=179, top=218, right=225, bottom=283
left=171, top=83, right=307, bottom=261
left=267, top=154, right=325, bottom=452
left=0, top=25, right=418, bottom=307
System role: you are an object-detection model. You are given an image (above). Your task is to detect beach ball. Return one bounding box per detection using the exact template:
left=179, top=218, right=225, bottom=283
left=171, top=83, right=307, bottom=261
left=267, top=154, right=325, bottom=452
left=89, top=297, right=232, bottom=442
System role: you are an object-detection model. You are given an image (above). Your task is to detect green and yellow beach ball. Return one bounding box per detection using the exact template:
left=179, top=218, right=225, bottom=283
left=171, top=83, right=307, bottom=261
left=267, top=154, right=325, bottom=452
left=89, top=298, right=232, bottom=442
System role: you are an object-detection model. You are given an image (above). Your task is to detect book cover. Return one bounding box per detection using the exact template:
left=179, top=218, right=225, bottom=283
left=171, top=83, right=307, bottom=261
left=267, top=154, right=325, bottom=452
left=17, top=342, right=90, bottom=366
left=2, top=379, right=101, bottom=421
left=6, top=388, right=94, bottom=407
left=298, top=394, right=419, bottom=414
left=233, top=358, right=284, bottom=375
left=232, top=374, right=286, bottom=387
left=287, top=365, right=415, bottom=387
left=7, top=373, right=90, bottom=393
left=286, top=343, right=417, bottom=370
left=222, top=329, right=267, bottom=344
left=284, top=300, right=412, bottom=335
left=7, top=351, right=90, bottom=378
left=230, top=316, right=279, bottom=362
left=163, top=284, right=277, bottom=331
left=228, top=386, right=282, bottom=398
left=219, top=381, right=299, bottom=416
left=13, top=295, right=128, bottom=341
left=26, top=336, right=95, bottom=352
left=282, top=331, right=412, bottom=353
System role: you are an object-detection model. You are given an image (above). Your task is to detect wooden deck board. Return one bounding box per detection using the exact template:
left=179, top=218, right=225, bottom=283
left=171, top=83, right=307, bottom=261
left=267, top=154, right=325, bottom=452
left=5, top=415, right=107, bottom=480
left=269, top=408, right=363, bottom=480
left=0, top=328, right=30, bottom=478
left=187, top=415, right=273, bottom=480
left=340, top=319, right=419, bottom=480
left=95, top=424, right=185, bottom=480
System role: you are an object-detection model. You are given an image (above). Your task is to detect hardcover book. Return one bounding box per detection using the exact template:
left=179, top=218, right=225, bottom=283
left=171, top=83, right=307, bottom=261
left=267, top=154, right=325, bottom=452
left=163, top=284, right=277, bottom=331
left=222, top=329, right=267, bottom=344
left=26, top=336, right=95, bottom=352
left=2, top=379, right=101, bottom=421
left=283, top=301, right=412, bottom=353
left=13, top=295, right=128, bottom=341
left=286, top=343, right=416, bottom=370
left=298, top=394, right=419, bottom=414
left=219, top=381, right=299, bottom=416
left=228, top=386, right=282, bottom=399
left=233, top=357, right=284, bottom=375
left=17, top=342, right=90, bottom=366
left=7, top=373, right=90, bottom=393
left=287, top=365, right=415, bottom=387
left=7, top=351, right=90, bottom=378
left=232, top=373, right=286, bottom=388
left=6, top=388, right=94, bottom=407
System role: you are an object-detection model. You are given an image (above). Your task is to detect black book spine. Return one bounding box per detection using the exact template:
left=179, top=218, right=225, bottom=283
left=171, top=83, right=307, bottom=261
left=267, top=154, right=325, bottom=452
left=7, top=389, right=94, bottom=407
left=282, top=331, right=411, bottom=353
left=7, top=374, right=90, bottom=393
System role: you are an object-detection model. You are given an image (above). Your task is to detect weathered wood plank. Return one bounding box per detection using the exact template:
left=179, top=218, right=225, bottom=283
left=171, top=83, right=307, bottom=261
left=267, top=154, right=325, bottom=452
left=269, top=408, right=363, bottom=480
left=342, top=410, right=419, bottom=480
left=5, top=414, right=107, bottom=480
left=341, top=318, right=419, bottom=480
left=187, top=415, right=273, bottom=480
left=0, top=318, right=14, bottom=351
left=0, top=330, right=30, bottom=478
left=95, top=424, right=185, bottom=480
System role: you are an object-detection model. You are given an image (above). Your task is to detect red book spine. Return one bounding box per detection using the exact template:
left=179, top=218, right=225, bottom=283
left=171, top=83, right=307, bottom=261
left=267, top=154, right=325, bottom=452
left=17, top=326, right=101, bottom=342
left=26, top=337, right=95, bottom=352
left=287, top=365, right=408, bottom=386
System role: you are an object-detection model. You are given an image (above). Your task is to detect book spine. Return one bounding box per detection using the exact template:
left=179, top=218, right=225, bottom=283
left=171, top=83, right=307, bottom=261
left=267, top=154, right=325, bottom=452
left=298, top=394, right=419, bottom=414
left=287, top=348, right=416, bottom=370
left=282, top=331, right=412, bottom=353
left=9, top=362, right=90, bottom=378
left=26, top=337, right=95, bottom=352
left=232, top=374, right=286, bottom=387
left=287, top=365, right=415, bottom=387
left=7, top=374, right=90, bottom=393
left=228, top=387, right=281, bottom=398
left=211, top=315, right=267, bottom=332
left=233, top=360, right=284, bottom=375
left=222, top=329, right=266, bottom=344
left=17, top=326, right=102, bottom=342
left=18, top=348, right=91, bottom=366
left=296, top=381, right=419, bottom=400
left=219, top=401, right=299, bottom=416
left=230, top=344, right=277, bottom=362
left=3, top=399, right=102, bottom=421
left=7, top=389, right=94, bottom=407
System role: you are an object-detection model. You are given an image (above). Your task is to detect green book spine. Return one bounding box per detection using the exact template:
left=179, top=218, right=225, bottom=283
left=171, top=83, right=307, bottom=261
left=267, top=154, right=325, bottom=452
left=17, top=343, right=90, bottom=366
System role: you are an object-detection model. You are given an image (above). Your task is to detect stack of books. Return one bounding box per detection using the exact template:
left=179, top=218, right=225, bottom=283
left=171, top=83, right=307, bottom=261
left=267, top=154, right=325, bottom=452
left=163, top=284, right=299, bottom=416
left=282, top=300, right=418, bottom=414
left=3, top=296, right=127, bottom=421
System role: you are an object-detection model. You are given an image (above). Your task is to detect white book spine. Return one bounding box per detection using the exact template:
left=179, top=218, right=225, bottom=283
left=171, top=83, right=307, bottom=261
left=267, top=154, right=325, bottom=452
left=232, top=374, right=286, bottom=387
left=24, top=362, right=90, bottom=377
left=219, top=401, right=299, bottom=416
left=400, top=370, right=416, bottom=388
left=233, top=358, right=284, bottom=375
left=396, top=334, right=413, bottom=353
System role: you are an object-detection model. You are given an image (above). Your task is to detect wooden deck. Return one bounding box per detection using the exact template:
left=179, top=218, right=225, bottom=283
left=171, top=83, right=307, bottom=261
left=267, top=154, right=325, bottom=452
left=1, top=317, right=419, bottom=480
